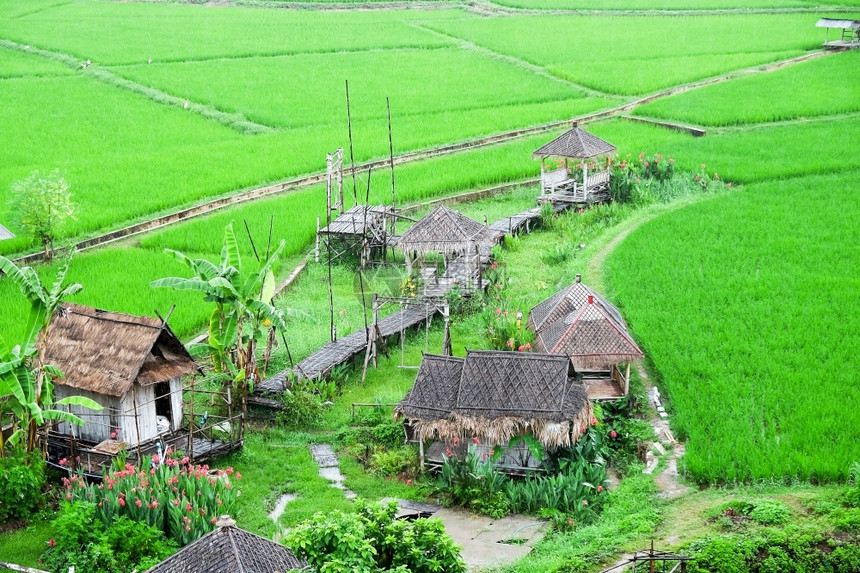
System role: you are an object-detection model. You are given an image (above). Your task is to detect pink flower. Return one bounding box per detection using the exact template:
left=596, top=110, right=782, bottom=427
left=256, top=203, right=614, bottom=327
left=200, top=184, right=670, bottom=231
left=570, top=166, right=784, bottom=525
left=644, top=161, right=649, bottom=167
left=445, top=448, right=452, bottom=456
left=518, top=345, right=525, bottom=352
left=496, top=308, right=502, bottom=315
left=152, top=455, right=159, bottom=464
left=701, top=164, right=706, bottom=169
left=186, top=503, right=193, bottom=512
left=135, top=499, right=142, bottom=508
left=582, top=500, right=588, bottom=506
left=506, top=340, right=514, bottom=348
left=185, top=526, right=191, bottom=532
left=211, top=517, right=218, bottom=524
left=597, top=486, right=604, bottom=493
left=65, top=493, right=72, bottom=501
left=235, top=472, right=242, bottom=480
left=59, top=458, right=67, bottom=466
left=150, top=501, right=159, bottom=509
left=727, top=183, right=732, bottom=188
left=173, top=499, right=180, bottom=506
left=590, top=418, right=598, bottom=427
left=580, top=426, right=586, bottom=434
left=119, top=498, right=126, bottom=507
left=406, top=479, right=413, bottom=486
left=525, top=343, right=531, bottom=351
left=181, top=456, right=190, bottom=465
left=610, top=430, right=617, bottom=439
left=110, top=431, right=117, bottom=439
left=472, top=437, right=480, bottom=444
left=694, top=176, right=700, bottom=182
left=48, top=539, right=55, bottom=548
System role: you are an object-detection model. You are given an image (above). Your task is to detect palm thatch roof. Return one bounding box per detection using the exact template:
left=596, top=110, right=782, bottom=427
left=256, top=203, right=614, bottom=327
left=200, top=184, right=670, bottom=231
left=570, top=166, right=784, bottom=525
left=533, top=124, right=616, bottom=159
left=528, top=277, right=642, bottom=369
left=0, top=223, right=14, bottom=241
left=144, top=516, right=306, bottom=573
left=396, top=205, right=498, bottom=255
left=45, top=303, right=197, bottom=397
left=396, top=351, right=593, bottom=448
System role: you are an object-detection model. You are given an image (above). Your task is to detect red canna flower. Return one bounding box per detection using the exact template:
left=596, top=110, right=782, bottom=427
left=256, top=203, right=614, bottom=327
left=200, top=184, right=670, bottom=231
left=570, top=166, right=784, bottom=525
left=610, top=430, right=617, bottom=439
left=135, top=499, right=142, bottom=508
left=406, top=479, right=412, bottom=486
left=472, top=437, right=480, bottom=444
left=597, top=486, right=604, bottom=493
left=48, top=539, right=55, bottom=548
left=119, top=498, right=126, bottom=507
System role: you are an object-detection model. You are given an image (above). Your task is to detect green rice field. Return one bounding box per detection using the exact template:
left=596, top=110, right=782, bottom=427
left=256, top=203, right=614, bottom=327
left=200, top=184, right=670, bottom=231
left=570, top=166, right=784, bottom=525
left=1, top=0, right=859, bottom=492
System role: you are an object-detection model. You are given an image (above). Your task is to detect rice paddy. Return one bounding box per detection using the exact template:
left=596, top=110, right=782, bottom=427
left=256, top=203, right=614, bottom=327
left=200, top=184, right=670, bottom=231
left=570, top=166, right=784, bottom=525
left=605, top=170, right=860, bottom=483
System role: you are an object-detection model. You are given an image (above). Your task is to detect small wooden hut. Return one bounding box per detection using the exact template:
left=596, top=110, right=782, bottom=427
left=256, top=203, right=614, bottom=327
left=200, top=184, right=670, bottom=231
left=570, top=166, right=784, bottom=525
left=144, top=515, right=306, bottom=573
left=816, top=18, right=860, bottom=48
left=0, top=223, right=14, bottom=241
left=528, top=275, right=642, bottom=400
left=316, top=204, right=396, bottom=265
left=46, top=303, right=196, bottom=446
left=396, top=205, right=498, bottom=296
left=533, top=122, right=616, bottom=203
left=395, top=350, right=593, bottom=473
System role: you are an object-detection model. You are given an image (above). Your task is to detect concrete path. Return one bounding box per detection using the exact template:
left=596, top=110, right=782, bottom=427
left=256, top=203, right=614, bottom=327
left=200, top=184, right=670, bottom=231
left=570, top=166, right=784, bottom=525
left=433, top=508, right=547, bottom=570
left=308, top=443, right=356, bottom=499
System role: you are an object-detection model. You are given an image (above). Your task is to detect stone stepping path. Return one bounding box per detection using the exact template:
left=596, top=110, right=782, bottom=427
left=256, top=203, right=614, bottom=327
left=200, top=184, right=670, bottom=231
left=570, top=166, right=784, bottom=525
left=309, top=443, right=356, bottom=499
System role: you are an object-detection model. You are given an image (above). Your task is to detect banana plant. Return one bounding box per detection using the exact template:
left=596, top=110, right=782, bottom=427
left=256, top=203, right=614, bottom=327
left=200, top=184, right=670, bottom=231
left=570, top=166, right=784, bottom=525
left=151, top=222, right=306, bottom=397
left=0, top=253, right=103, bottom=456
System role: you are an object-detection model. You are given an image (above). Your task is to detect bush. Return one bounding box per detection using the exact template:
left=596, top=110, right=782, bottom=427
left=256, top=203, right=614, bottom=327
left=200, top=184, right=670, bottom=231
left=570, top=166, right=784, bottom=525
left=43, top=502, right=176, bottom=573
left=63, top=457, right=241, bottom=546
left=0, top=452, right=45, bottom=524
left=749, top=499, right=791, bottom=526
left=286, top=499, right=466, bottom=573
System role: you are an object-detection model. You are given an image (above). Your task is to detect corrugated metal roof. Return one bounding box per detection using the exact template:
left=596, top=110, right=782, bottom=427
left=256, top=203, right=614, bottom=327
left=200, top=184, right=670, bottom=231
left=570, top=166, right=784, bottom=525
left=816, top=18, right=860, bottom=29
left=0, top=224, right=14, bottom=240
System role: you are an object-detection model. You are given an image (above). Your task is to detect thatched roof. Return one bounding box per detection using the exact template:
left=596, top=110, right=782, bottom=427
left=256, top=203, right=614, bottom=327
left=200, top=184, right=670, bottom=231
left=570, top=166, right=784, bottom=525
left=144, top=517, right=306, bottom=573
left=396, top=205, right=498, bottom=255
left=0, top=223, right=14, bottom=240
left=46, top=303, right=197, bottom=397
left=396, top=351, right=593, bottom=448
left=528, top=277, right=642, bottom=369
left=533, top=124, right=616, bottom=159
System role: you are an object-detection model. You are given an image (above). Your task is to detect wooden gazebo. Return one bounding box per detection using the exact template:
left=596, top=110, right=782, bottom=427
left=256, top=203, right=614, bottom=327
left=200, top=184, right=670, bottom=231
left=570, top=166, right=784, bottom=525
left=816, top=18, right=860, bottom=48
left=396, top=205, right=498, bottom=295
left=533, top=123, right=616, bottom=203
left=528, top=275, right=642, bottom=400
left=395, top=350, right=593, bottom=473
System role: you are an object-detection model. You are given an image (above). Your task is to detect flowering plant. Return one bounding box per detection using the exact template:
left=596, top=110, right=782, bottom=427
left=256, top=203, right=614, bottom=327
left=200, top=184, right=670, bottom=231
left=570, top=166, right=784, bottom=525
left=63, top=455, right=241, bottom=546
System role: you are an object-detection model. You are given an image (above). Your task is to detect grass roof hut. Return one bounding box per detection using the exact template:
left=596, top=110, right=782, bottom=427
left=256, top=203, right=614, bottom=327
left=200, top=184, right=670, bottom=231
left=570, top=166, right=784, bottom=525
left=533, top=122, right=616, bottom=203
left=396, top=350, right=593, bottom=473
left=144, top=515, right=306, bottom=573
left=528, top=275, right=643, bottom=400
left=396, top=205, right=498, bottom=295
left=0, top=223, right=14, bottom=241
left=46, top=303, right=196, bottom=450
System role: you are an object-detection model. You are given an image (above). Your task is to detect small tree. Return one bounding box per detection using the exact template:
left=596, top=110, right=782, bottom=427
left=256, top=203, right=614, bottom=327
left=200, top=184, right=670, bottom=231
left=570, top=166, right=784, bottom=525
left=12, top=169, right=75, bottom=260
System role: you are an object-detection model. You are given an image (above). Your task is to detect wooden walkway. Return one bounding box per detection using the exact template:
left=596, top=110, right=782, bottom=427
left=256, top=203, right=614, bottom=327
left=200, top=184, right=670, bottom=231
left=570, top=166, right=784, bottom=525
left=258, top=302, right=437, bottom=391
left=257, top=199, right=585, bottom=396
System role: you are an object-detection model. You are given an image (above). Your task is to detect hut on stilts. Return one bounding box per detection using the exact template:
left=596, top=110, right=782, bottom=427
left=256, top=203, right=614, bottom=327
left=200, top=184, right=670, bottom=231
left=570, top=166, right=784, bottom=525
left=0, top=223, right=14, bottom=241
left=395, top=350, right=593, bottom=474
left=45, top=303, right=243, bottom=475
left=534, top=123, right=616, bottom=205
left=816, top=18, right=860, bottom=49
left=528, top=275, right=643, bottom=400
left=395, top=205, right=499, bottom=297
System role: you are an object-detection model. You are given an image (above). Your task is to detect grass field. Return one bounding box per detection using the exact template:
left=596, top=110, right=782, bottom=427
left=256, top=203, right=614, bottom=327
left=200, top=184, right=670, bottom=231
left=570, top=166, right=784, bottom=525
left=605, top=170, right=860, bottom=483
left=635, top=50, right=860, bottom=126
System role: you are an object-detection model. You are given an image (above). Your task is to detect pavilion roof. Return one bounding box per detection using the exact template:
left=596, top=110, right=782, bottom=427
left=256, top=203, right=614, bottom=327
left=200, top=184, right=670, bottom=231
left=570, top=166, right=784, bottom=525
left=396, top=205, right=498, bottom=255
left=533, top=124, right=616, bottom=159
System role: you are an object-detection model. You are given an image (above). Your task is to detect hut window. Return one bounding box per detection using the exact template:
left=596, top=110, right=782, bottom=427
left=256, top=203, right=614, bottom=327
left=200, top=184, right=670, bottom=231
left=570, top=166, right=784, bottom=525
left=154, top=381, right=172, bottom=424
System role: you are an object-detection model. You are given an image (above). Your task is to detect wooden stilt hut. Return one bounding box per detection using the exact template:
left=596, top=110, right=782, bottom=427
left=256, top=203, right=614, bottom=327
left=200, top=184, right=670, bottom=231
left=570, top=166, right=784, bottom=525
left=45, top=303, right=242, bottom=473
left=395, top=350, right=593, bottom=474
left=395, top=205, right=499, bottom=297
left=528, top=275, right=643, bottom=400
left=534, top=122, right=616, bottom=204
left=317, top=204, right=396, bottom=265
left=816, top=18, right=860, bottom=49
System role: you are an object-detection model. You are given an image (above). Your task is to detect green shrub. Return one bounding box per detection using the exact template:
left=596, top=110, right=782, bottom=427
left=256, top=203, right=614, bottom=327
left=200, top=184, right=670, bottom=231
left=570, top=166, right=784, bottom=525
left=43, top=502, right=176, bottom=573
left=540, top=244, right=571, bottom=266
left=368, top=446, right=417, bottom=478
left=286, top=499, right=466, bottom=573
left=373, top=421, right=405, bottom=449
left=749, top=499, right=791, bottom=526
left=0, top=452, right=45, bottom=524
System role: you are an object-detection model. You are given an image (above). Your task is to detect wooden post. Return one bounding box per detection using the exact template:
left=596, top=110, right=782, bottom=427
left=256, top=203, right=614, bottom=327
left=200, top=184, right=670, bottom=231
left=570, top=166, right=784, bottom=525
left=419, top=438, right=425, bottom=471
left=315, top=217, right=320, bottom=263
left=475, top=243, right=482, bottom=291
left=442, top=301, right=452, bottom=356
left=132, top=386, right=143, bottom=462
left=361, top=294, right=379, bottom=383
left=540, top=158, right=545, bottom=196
left=189, top=375, right=195, bottom=461
left=625, top=363, right=631, bottom=396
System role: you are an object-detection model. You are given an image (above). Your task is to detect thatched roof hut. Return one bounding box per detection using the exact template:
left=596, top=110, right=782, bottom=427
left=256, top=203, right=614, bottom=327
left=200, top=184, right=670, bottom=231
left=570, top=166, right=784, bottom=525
left=396, top=205, right=497, bottom=256
left=0, top=223, right=14, bottom=241
left=533, top=123, right=616, bottom=160
left=528, top=276, right=642, bottom=370
left=144, top=516, right=306, bottom=573
left=396, top=350, right=593, bottom=450
left=46, top=303, right=197, bottom=446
